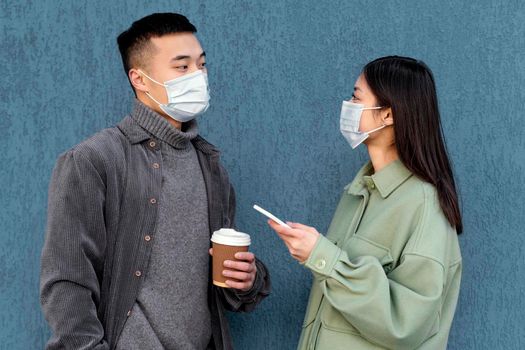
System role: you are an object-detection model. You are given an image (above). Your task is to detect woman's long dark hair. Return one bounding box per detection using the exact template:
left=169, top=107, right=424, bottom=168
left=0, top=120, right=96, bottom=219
left=363, top=56, right=463, bottom=234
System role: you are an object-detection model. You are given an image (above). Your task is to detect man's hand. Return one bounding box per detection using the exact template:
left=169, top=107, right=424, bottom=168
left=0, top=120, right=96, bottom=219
left=268, top=220, right=320, bottom=263
left=209, top=249, right=257, bottom=291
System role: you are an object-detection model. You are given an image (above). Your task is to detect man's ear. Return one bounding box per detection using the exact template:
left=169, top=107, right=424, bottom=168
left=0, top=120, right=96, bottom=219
left=382, top=107, right=394, bottom=126
left=129, top=68, right=148, bottom=93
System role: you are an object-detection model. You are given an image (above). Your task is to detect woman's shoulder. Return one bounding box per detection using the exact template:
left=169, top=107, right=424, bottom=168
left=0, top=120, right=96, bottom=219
left=387, top=173, right=438, bottom=213
left=400, top=176, right=459, bottom=265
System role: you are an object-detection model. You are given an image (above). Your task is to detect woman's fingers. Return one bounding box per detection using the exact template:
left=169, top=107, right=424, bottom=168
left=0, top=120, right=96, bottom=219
left=289, top=222, right=316, bottom=233
left=268, top=219, right=298, bottom=237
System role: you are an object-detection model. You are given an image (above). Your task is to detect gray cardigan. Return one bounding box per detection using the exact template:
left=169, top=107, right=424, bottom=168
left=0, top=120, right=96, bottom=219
left=40, top=111, right=271, bottom=350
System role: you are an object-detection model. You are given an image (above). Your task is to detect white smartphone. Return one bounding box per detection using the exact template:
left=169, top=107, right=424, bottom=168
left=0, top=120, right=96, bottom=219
left=253, top=204, right=292, bottom=229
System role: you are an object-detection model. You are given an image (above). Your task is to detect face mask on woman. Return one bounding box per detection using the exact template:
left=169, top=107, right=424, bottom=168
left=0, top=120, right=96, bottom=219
left=340, top=100, right=385, bottom=149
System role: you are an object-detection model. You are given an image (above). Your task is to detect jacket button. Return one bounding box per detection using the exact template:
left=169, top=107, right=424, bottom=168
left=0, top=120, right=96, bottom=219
left=149, top=141, right=156, bottom=148
left=316, top=259, right=326, bottom=270
left=144, top=235, right=151, bottom=242
left=150, top=198, right=157, bottom=204
left=152, top=162, right=160, bottom=169
left=135, top=270, right=142, bottom=277
left=126, top=310, right=132, bottom=317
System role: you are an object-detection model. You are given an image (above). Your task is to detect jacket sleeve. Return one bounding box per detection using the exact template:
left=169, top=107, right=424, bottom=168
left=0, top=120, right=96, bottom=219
left=40, top=150, right=109, bottom=350
left=304, top=206, right=447, bottom=349
left=216, top=175, right=271, bottom=312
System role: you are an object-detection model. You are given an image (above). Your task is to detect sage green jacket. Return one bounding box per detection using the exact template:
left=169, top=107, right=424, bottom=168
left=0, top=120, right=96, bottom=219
left=298, top=160, right=462, bottom=350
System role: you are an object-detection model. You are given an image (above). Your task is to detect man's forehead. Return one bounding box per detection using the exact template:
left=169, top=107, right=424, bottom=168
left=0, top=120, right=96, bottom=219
left=150, top=33, right=203, bottom=57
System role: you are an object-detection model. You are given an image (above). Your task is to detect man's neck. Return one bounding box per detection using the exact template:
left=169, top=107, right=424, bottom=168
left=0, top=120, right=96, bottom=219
left=136, top=95, right=182, bottom=130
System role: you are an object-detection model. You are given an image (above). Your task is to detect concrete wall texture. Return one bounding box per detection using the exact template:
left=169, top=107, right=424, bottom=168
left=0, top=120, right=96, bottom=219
left=1, top=0, right=524, bottom=349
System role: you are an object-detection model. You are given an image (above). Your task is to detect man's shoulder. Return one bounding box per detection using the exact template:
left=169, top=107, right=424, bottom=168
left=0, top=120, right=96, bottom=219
left=59, top=119, right=132, bottom=172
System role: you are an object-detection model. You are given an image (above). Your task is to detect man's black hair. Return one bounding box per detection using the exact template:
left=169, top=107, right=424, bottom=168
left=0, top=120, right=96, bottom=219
left=117, top=13, right=197, bottom=75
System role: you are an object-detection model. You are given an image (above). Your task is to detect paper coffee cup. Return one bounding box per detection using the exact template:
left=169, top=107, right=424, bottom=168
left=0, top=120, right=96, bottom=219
left=211, top=228, right=251, bottom=288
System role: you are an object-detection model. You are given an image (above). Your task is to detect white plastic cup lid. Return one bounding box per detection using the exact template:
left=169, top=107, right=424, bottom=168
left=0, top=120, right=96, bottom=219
left=211, top=228, right=251, bottom=246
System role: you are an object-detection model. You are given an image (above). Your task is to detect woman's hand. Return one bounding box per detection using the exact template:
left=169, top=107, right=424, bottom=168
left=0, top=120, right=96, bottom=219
left=268, top=220, right=320, bottom=263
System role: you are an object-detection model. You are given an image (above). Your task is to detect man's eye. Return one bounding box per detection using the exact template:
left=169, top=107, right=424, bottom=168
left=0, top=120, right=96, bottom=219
left=177, top=65, right=188, bottom=70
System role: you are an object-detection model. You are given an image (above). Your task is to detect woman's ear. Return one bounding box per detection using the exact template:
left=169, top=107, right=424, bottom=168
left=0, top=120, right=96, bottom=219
left=129, top=69, right=149, bottom=93
left=382, top=107, right=394, bottom=126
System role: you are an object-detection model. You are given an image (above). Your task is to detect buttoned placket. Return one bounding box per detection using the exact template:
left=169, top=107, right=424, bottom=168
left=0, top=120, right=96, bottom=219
left=339, top=181, right=371, bottom=245
left=307, top=180, right=372, bottom=348
left=126, top=138, right=163, bottom=319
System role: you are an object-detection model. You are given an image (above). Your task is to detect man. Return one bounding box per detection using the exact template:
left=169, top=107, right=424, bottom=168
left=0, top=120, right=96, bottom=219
left=40, top=12, right=270, bottom=350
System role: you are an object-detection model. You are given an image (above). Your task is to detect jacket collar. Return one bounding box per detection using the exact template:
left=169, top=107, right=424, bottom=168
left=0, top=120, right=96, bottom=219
left=345, top=160, right=412, bottom=198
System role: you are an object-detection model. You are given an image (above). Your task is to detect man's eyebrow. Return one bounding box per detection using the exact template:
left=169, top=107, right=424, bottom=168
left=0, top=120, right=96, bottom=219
left=171, top=55, right=191, bottom=62
left=170, top=52, right=206, bottom=62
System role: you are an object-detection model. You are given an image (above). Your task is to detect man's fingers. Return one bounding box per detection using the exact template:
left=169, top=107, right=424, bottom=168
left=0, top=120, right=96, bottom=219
left=209, top=248, right=213, bottom=256
left=224, top=260, right=254, bottom=272
left=222, top=269, right=251, bottom=281
left=234, top=251, right=255, bottom=262
left=225, top=280, right=251, bottom=291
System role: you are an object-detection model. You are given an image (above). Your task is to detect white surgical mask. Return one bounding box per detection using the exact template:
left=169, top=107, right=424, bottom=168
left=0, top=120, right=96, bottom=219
left=340, top=100, right=385, bottom=149
left=140, top=69, right=210, bottom=123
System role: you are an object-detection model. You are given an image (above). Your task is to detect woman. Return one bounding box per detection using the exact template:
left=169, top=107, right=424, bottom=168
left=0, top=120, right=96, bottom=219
left=268, top=56, right=462, bottom=349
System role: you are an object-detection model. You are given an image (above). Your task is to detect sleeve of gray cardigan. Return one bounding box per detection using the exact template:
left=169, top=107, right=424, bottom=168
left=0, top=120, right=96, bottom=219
left=40, top=150, right=109, bottom=350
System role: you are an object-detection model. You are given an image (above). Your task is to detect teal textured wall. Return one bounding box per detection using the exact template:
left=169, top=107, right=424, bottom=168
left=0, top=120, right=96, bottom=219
left=1, top=1, right=524, bottom=349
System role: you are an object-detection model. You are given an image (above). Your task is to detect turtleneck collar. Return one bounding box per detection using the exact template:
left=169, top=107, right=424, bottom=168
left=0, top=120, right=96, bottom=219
left=130, top=99, right=198, bottom=149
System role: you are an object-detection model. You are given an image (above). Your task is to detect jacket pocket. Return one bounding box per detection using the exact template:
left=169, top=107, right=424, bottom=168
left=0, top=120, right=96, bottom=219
left=301, top=282, right=324, bottom=328
left=316, top=324, right=385, bottom=350
left=320, top=303, right=361, bottom=336
left=343, top=234, right=394, bottom=273
left=320, top=234, right=393, bottom=335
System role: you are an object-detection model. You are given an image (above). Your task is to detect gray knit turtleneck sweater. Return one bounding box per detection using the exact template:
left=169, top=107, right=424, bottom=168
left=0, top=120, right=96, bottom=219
left=116, top=100, right=211, bottom=350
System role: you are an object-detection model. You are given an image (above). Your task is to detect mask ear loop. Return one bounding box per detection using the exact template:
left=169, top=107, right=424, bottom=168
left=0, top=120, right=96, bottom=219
left=145, top=91, right=164, bottom=106
left=366, top=123, right=387, bottom=135
left=137, top=69, right=168, bottom=107
left=138, top=69, right=166, bottom=87
left=362, top=106, right=387, bottom=135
